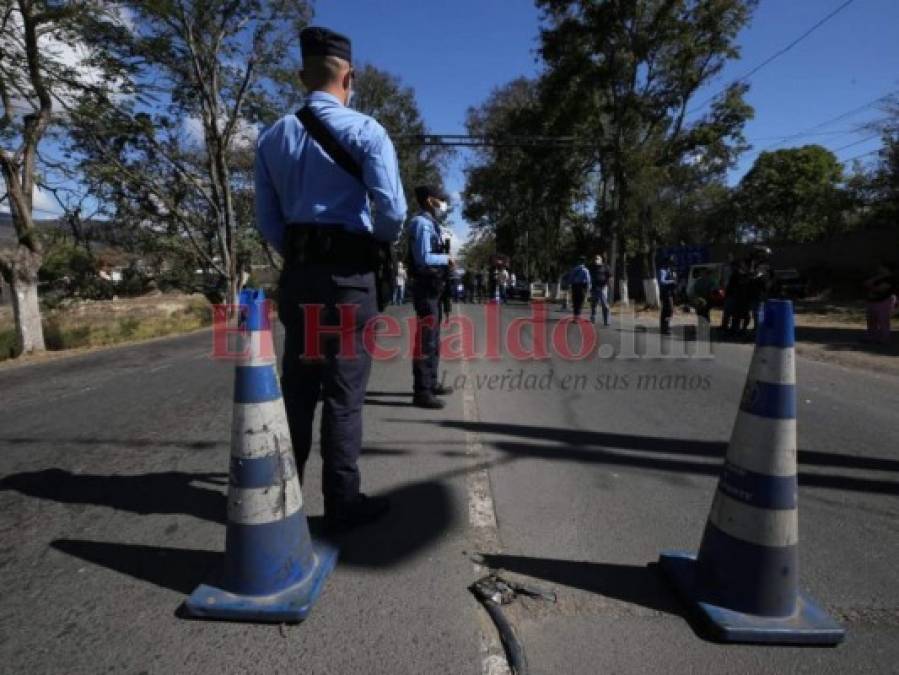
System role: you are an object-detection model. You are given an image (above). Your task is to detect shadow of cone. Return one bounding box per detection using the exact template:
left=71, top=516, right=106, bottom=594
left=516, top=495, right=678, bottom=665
left=184, top=289, right=337, bottom=623
left=659, top=300, right=845, bottom=645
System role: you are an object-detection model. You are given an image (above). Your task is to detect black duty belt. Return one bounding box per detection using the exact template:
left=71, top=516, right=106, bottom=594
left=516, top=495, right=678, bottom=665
left=284, top=224, right=379, bottom=269
left=412, top=265, right=446, bottom=279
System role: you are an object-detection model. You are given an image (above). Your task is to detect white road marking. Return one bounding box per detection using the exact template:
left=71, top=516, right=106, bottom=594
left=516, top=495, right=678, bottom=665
left=460, top=355, right=510, bottom=675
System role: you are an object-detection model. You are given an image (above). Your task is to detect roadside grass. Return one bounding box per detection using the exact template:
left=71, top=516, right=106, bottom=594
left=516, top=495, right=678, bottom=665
left=0, top=295, right=212, bottom=362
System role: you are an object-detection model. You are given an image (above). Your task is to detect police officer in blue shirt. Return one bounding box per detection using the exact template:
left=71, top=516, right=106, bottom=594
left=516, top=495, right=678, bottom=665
left=659, top=255, right=678, bottom=335
left=408, top=185, right=454, bottom=409
left=568, top=258, right=592, bottom=319
left=255, top=27, right=407, bottom=532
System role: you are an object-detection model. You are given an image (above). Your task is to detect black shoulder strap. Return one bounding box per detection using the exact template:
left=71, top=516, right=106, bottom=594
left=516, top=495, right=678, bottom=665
left=296, top=106, right=365, bottom=186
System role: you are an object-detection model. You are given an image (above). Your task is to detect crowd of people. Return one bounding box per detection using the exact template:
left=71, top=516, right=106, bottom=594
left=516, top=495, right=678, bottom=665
left=398, top=245, right=897, bottom=346
left=393, top=262, right=520, bottom=305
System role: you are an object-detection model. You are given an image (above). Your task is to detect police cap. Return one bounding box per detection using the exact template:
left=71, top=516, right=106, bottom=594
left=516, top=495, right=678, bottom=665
left=300, top=26, right=352, bottom=64
left=415, top=185, right=449, bottom=208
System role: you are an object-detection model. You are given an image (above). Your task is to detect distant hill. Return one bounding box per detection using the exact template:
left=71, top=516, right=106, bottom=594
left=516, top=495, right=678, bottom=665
left=0, top=212, right=116, bottom=244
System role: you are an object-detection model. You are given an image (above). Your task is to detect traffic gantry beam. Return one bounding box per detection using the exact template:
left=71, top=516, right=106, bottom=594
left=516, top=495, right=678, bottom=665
left=393, top=134, right=586, bottom=148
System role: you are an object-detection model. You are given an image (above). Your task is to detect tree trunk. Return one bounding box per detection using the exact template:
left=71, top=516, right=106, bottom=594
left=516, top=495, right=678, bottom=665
left=7, top=246, right=46, bottom=354
left=618, top=251, right=630, bottom=307
left=609, top=229, right=619, bottom=303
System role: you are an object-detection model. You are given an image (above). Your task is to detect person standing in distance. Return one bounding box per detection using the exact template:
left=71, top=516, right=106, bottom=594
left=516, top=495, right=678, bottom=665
left=588, top=254, right=611, bottom=326
left=255, top=27, right=407, bottom=532
left=659, top=256, right=678, bottom=335
left=394, top=261, right=407, bottom=305
left=569, top=257, right=591, bottom=319
left=408, top=185, right=454, bottom=409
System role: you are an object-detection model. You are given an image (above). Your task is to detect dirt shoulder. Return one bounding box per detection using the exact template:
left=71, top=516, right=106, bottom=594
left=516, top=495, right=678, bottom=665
left=615, top=298, right=898, bottom=377
left=0, top=293, right=212, bottom=367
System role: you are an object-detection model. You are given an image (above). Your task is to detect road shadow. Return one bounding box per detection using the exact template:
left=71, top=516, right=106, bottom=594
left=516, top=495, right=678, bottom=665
left=364, top=398, right=415, bottom=408
left=437, top=420, right=899, bottom=478
left=48, top=480, right=457, bottom=598
left=360, top=447, right=413, bottom=456
left=794, top=325, right=898, bottom=355
left=50, top=539, right=219, bottom=595
left=0, top=436, right=226, bottom=451
left=479, top=553, right=687, bottom=617
left=310, top=479, right=457, bottom=568
left=0, top=469, right=228, bottom=523
left=491, top=440, right=899, bottom=497
left=366, top=391, right=413, bottom=398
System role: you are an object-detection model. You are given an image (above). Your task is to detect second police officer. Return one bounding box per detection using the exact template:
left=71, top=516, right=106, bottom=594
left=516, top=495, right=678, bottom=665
left=408, top=185, right=454, bottom=409
left=659, top=255, right=678, bottom=335
left=254, top=27, right=406, bottom=532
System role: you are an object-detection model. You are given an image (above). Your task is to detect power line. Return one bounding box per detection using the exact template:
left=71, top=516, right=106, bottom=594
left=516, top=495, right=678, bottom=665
left=739, top=93, right=892, bottom=166
left=760, top=94, right=890, bottom=151
left=393, top=134, right=583, bottom=148
left=831, top=133, right=880, bottom=154
left=689, top=0, right=860, bottom=115
left=841, top=148, right=879, bottom=165
left=748, top=129, right=858, bottom=142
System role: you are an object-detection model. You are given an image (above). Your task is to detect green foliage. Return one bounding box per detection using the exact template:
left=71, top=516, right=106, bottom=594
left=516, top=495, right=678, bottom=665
left=848, top=97, right=899, bottom=229
left=0, top=329, right=19, bottom=361
left=69, top=0, right=314, bottom=304
left=737, top=145, right=845, bottom=243
left=118, top=317, right=141, bottom=339
left=463, top=0, right=757, bottom=285
left=43, top=321, right=91, bottom=351
left=37, top=237, right=116, bottom=302
left=458, top=232, right=498, bottom=275
left=40, top=240, right=97, bottom=285
left=463, top=78, right=592, bottom=280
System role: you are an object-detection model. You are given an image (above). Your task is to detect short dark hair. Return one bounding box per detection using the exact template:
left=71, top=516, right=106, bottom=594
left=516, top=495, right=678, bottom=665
left=301, top=55, right=348, bottom=91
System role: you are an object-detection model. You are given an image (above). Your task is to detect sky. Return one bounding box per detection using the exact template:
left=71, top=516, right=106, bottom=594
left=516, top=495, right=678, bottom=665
left=7, top=0, right=899, bottom=240
left=315, top=0, right=899, bottom=243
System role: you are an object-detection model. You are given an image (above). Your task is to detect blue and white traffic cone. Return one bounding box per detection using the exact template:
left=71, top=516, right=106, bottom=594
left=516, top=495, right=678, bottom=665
left=659, top=300, right=844, bottom=645
left=185, top=289, right=337, bottom=623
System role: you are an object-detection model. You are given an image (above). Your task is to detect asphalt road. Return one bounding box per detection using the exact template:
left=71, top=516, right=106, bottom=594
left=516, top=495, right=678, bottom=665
left=1, top=301, right=897, bottom=674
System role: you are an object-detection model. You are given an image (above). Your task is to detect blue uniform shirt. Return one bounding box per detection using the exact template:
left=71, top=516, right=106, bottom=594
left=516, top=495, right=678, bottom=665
left=255, top=91, right=407, bottom=253
left=570, top=264, right=591, bottom=288
left=408, top=212, right=449, bottom=269
left=659, top=266, right=677, bottom=287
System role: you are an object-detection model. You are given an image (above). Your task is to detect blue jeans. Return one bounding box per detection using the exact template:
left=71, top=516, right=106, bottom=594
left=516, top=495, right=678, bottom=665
left=590, top=286, right=609, bottom=324
left=393, top=284, right=405, bottom=305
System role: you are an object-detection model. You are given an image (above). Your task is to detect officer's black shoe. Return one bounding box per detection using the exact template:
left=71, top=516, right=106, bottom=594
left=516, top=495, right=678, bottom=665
left=325, top=494, right=390, bottom=533
left=413, top=392, right=446, bottom=409
left=432, top=384, right=454, bottom=396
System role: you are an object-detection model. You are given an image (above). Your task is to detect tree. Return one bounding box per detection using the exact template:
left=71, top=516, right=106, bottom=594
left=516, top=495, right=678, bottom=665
left=860, top=96, right=899, bottom=225
left=457, top=229, right=496, bottom=274
left=352, top=64, right=449, bottom=203
left=0, top=1, right=131, bottom=354
left=737, top=145, right=845, bottom=243
left=537, top=0, right=756, bottom=294
left=463, top=78, right=593, bottom=281
left=71, top=0, right=312, bottom=303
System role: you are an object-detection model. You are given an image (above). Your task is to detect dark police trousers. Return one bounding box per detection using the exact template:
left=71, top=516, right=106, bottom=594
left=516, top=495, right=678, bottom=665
left=412, top=274, right=444, bottom=393
left=660, top=288, right=675, bottom=332
left=279, top=262, right=377, bottom=516
left=571, top=283, right=588, bottom=317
